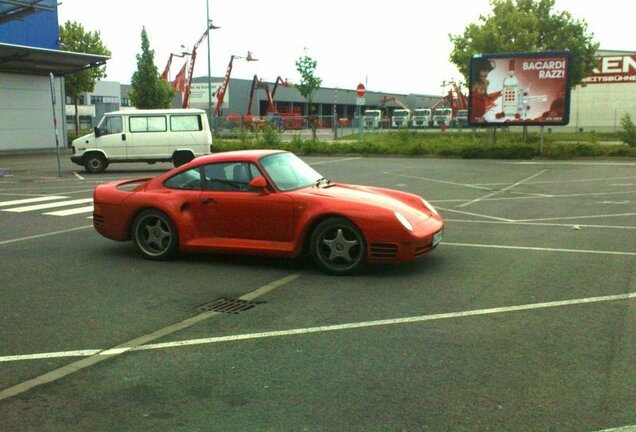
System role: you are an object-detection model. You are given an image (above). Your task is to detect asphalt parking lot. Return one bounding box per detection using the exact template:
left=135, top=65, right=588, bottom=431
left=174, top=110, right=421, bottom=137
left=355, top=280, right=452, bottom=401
left=1, top=152, right=635, bottom=431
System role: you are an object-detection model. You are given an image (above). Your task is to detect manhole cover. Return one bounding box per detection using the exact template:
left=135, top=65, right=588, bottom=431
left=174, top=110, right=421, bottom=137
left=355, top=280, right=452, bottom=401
left=196, top=298, right=264, bottom=314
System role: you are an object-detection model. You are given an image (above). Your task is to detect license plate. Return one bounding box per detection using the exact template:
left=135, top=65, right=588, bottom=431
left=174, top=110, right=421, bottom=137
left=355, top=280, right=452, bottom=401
left=432, top=230, right=443, bottom=247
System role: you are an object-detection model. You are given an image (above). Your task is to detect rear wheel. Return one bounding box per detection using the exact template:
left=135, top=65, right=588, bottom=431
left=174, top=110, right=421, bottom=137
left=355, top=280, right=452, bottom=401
left=310, top=217, right=366, bottom=275
left=132, top=209, right=178, bottom=260
left=84, top=153, right=108, bottom=174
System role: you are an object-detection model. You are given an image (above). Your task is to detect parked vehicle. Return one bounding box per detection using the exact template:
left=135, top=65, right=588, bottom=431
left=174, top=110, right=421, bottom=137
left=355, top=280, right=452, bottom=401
left=391, top=109, right=412, bottom=128
left=456, top=109, right=469, bottom=128
left=70, top=109, right=212, bottom=173
left=411, top=108, right=432, bottom=128
left=363, top=110, right=382, bottom=128
left=92, top=150, right=444, bottom=275
left=432, top=108, right=453, bottom=128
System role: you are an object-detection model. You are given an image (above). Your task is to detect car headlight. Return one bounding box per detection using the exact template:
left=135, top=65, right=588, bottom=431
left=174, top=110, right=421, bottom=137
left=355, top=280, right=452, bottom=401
left=421, top=198, right=439, bottom=216
left=394, top=211, right=413, bottom=231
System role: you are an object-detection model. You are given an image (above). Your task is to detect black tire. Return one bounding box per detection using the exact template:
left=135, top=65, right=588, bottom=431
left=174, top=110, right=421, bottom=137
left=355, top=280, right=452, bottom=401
left=173, top=152, right=193, bottom=168
left=84, top=153, right=108, bottom=174
left=132, top=209, right=178, bottom=260
left=310, top=217, right=366, bottom=275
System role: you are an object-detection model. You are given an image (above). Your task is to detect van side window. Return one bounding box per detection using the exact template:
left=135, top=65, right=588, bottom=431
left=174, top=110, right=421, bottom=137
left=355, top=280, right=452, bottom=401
left=129, top=116, right=167, bottom=133
left=99, top=116, right=122, bottom=135
left=171, top=115, right=202, bottom=132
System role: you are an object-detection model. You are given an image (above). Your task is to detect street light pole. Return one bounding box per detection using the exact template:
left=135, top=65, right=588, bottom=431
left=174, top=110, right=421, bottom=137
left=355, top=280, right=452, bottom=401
left=206, top=0, right=213, bottom=131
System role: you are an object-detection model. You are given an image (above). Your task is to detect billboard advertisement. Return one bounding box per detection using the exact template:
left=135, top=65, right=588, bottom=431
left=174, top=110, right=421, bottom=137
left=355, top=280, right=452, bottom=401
left=581, top=54, right=636, bottom=84
left=468, top=51, right=571, bottom=126
left=188, top=82, right=227, bottom=109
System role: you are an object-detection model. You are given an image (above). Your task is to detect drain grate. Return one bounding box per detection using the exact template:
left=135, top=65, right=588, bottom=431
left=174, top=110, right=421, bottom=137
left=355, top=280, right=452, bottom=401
left=196, top=298, right=264, bottom=314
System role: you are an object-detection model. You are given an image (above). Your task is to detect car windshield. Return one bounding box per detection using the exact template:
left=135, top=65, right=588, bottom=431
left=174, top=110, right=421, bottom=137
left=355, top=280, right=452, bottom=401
left=259, top=152, right=323, bottom=192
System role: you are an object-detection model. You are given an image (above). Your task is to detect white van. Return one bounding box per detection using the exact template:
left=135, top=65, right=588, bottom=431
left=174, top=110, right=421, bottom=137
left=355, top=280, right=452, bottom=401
left=71, top=108, right=212, bottom=173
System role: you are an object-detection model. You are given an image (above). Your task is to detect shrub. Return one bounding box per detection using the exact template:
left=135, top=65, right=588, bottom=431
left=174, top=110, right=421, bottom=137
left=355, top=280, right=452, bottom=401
left=618, top=113, right=636, bottom=146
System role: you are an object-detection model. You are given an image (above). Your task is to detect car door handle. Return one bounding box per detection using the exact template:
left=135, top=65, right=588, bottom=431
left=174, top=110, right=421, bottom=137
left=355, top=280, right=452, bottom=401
left=201, top=198, right=216, bottom=206
left=121, top=133, right=126, bottom=141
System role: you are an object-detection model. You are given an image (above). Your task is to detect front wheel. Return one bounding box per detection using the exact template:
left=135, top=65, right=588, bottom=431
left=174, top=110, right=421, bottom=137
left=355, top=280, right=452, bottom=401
left=84, top=154, right=108, bottom=174
left=132, top=209, right=178, bottom=260
left=310, top=217, right=366, bottom=275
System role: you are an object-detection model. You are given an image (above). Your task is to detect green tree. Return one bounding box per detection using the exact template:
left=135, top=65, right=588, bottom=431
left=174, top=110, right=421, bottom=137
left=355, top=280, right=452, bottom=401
left=619, top=113, right=636, bottom=147
left=59, top=21, right=111, bottom=134
left=129, top=27, right=174, bottom=109
left=295, top=54, right=322, bottom=140
left=449, top=0, right=598, bottom=88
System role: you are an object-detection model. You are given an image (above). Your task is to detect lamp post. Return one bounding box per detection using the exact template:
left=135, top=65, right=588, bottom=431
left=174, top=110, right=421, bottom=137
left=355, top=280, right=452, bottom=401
left=206, top=0, right=213, bottom=129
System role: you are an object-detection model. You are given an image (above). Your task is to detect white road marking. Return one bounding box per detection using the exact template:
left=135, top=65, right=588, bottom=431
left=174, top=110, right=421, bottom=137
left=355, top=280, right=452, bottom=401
left=430, top=190, right=636, bottom=204
left=44, top=205, right=94, bottom=216
left=0, top=226, right=93, bottom=246
left=475, top=176, right=636, bottom=186
left=4, top=198, right=93, bottom=212
left=0, top=350, right=101, bottom=362
left=0, top=195, right=68, bottom=207
left=73, top=172, right=85, bottom=180
left=443, top=242, right=636, bottom=257
left=436, top=206, right=513, bottom=222
left=456, top=169, right=549, bottom=208
left=500, top=161, right=636, bottom=166
left=517, top=212, right=636, bottom=222
left=0, top=272, right=303, bottom=400
left=391, top=173, right=493, bottom=191
left=444, top=219, right=636, bottom=230
left=3, top=292, right=633, bottom=364
left=594, top=426, right=636, bottom=432
left=308, top=157, right=361, bottom=165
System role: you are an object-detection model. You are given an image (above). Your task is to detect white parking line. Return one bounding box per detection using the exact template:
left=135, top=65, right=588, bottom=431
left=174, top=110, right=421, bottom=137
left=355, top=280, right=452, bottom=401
left=390, top=173, right=493, bottom=191
left=4, top=198, right=93, bottom=212
left=0, top=226, right=93, bottom=246
left=443, top=242, right=636, bottom=257
left=0, top=272, right=303, bottom=400
left=73, top=172, right=85, bottom=180
left=0, top=195, right=68, bottom=207
left=44, top=205, right=94, bottom=216
left=594, top=426, right=636, bottom=432
left=436, top=206, right=514, bottom=222
left=475, top=175, right=636, bottom=186
left=456, top=170, right=549, bottom=208
left=444, top=219, right=636, bottom=230
left=517, top=212, right=636, bottom=222
left=308, top=157, right=361, bottom=165
left=2, top=292, right=633, bottom=364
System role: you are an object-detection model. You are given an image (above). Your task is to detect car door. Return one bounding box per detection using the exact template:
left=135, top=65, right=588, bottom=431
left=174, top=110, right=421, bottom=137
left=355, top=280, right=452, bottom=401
left=95, top=115, right=126, bottom=159
left=198, top=162, right=295, bottom=242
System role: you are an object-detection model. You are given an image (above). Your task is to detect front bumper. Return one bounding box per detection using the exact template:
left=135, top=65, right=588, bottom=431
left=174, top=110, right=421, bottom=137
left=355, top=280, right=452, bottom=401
left=70, top=155, right=84, bottom=165
left=366, top=221, right=444, bottom=263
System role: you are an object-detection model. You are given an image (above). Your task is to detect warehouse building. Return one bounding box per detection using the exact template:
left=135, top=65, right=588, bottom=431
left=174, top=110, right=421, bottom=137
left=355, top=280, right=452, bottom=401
left=0, top=0, right=109, bottom=152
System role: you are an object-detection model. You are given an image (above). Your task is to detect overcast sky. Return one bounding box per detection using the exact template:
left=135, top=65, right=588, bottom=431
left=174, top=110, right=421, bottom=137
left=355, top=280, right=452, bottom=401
left=58, top=0, right=630, bottom=96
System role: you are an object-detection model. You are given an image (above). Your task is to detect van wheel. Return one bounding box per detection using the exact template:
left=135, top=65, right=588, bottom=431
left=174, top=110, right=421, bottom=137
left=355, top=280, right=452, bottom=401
left=84, top=154, right=108, bottom=174
left=173, top=152, right=193, bottom=167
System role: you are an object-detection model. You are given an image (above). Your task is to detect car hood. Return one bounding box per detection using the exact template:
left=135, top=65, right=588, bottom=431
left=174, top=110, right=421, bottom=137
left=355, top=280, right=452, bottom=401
left=298, top=184, right=432, bottom=220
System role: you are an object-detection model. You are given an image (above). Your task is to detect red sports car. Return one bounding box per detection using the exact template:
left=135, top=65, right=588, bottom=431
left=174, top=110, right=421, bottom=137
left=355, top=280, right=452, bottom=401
left=93, top=150, right=444, bottom=274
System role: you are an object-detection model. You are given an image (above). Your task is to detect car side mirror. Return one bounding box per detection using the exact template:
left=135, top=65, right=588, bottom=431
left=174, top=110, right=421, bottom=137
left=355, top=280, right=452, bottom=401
left=94, top=126, right=101, bottom=138
left=248, top=176, right=269, bottom=193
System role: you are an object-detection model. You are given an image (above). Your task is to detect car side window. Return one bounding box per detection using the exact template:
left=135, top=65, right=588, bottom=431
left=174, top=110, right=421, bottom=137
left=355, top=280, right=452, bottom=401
left=203, top=162, right=259, bottom=192
left=164, top=168, right=202, bottom=190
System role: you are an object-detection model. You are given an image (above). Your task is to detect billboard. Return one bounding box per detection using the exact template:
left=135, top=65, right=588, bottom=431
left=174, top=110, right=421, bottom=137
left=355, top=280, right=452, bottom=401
left=581, top=54, right=636, bottom=84
left=468, top=51, right=571, bottom=126
left=188, top=82, right=228, bottom=109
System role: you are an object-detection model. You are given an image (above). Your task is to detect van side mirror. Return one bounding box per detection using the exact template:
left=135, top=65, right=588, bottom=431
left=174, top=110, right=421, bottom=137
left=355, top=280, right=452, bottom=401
left=94, top=126, right=101, bottom=138
left=248, top=176, right=269, bottom=193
